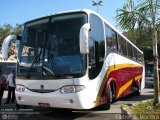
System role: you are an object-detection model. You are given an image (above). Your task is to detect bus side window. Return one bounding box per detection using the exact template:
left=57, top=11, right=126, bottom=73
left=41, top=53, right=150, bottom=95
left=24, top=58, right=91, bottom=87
left=89, top=40, right=99, bottom=79
left=89, top=39, right=96, bottom=67
left=89, top=14, right=105, bottom=80
left=133, top=47, right=138, bottom=61
left=138, top=51, right=143, bottom=63
left=105, top=25, right=117, bottom=53
left=118, top=36, right=127, bottom=56
left=127, top=42, right=133, bottom=59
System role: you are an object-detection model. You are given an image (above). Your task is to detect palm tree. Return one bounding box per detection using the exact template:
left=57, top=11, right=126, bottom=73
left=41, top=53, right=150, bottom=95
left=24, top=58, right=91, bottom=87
left=116, top=0, right=150, bottom=31
left=115, top=0, right=160, bottom=105
left=115, top=0, right=137, bottom=30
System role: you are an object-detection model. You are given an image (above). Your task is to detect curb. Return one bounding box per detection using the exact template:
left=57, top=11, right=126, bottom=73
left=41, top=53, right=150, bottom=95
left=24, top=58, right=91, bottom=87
left=121, top=104, right=139, bottom=120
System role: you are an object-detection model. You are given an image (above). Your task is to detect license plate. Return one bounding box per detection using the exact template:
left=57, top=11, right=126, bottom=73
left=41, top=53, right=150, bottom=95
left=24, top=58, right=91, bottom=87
left=38, top=103, right=50, bottom=107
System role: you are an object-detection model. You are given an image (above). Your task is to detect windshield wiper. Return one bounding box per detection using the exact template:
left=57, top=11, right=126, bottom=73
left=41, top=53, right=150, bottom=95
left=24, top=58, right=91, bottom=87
left=26, top=48, right=42, bottom=78
left=45, top=45, right=59, bottom=77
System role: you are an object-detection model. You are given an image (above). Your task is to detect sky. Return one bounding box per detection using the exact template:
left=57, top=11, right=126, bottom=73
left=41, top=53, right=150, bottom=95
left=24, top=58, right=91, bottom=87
left=0, top=0, right=126, bottom=31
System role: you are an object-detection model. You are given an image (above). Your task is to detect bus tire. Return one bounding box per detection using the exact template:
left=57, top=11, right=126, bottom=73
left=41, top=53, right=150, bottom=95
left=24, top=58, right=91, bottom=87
left=110, top=82, right=116, bottom=103
left=102, top=85, right=111, bottom=110
left=135, top=88, right=141, bottom=96
left=135, top=82, right=141, bottom=96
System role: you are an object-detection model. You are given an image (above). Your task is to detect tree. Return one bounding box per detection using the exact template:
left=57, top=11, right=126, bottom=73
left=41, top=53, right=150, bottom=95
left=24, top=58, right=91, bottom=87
left=0, top=23, right=23, bottom=60
left=146, top=0, right=160, bottom=105
left=0, top=24, right=22, bottom=46
left=115, top=0, right=160, bottom=105
left=0, top=24, right=13, bottom=46
left=13, top=24, right=23, bottom=36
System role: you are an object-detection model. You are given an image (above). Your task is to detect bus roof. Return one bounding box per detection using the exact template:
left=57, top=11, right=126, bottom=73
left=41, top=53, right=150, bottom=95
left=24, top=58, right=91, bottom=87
left=25, top=9, right=143, bottom=54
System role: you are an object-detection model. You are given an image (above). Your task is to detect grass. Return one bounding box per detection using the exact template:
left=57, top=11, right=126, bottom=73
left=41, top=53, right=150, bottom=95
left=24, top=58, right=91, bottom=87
left=130, top=99, right=160, bottom=120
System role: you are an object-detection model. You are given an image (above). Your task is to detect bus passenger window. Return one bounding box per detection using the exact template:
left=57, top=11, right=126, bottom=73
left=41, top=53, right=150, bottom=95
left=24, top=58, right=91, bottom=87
left=138, top=52, right=143, bottom=63
left=89, top=39, right=96, bottom=67
left=105, top=25, right=117, bottom=53
left=89, top=14, right=105, bottom=80
left=127, top=42, right=133, bottom=58
left=89, top=40, right=99, bottom=79
left=133, top=47, right=138, bottom=61
left=118, top=36, right=127, bottom=56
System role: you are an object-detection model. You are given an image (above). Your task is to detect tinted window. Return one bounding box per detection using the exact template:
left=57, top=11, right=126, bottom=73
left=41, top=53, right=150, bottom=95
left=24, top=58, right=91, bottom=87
left=89, top=14, right=105, bottom=79
left=138, top=51, right=143, bottom=63
left=133, top=47, right=138, bottom=61
left=118, top=35, right=143, bottom=63
left=89, top=39, right=96, bottom=67
left=118, top=35, right=127, bottom=56
left=127, top=42, right=133, bottom=58
left=105, top=25, right=117, bottom=53
left=19, top=13, right=87, bottom=77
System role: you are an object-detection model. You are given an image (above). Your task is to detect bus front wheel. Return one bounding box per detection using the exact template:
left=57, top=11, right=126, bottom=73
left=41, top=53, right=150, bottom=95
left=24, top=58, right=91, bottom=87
left=102, top=85, right=111, bottom=110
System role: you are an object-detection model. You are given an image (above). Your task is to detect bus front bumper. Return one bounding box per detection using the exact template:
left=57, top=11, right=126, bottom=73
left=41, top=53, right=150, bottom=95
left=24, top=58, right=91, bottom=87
left=15, top=90, right=85, bottom=110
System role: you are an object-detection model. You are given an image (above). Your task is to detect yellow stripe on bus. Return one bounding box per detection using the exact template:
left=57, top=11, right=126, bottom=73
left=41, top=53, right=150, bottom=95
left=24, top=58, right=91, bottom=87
left=94, top=63, right=143, bottom=106
left=117, top=75, right=142, bottom=98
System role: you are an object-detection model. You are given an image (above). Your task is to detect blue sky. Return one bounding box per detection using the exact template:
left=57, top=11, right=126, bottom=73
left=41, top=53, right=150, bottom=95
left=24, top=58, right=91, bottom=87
left=0, top=0, right=126, bottom=31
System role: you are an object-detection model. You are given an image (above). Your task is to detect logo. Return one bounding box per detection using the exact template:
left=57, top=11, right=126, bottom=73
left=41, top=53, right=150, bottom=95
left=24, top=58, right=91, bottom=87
left=147, top=105, right=152, bottom=110
left=40, top=85, right=44, bottom=89
left=2, top=114, right=8, bottom=120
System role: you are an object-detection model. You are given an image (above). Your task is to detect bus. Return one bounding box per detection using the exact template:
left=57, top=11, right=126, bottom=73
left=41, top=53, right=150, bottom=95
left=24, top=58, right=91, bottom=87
left=15, top=9, right=145, bottom=110
left=0, top=61, right=16, bottom=78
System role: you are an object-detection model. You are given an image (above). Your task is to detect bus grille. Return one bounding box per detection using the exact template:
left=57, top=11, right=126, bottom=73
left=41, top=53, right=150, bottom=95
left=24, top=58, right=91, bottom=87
left=29, top=89, right=57, bottom=93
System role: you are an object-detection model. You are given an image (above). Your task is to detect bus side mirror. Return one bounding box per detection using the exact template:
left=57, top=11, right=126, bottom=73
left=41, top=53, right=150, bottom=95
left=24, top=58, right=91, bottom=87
left=79, top=23, right=90, bottom=54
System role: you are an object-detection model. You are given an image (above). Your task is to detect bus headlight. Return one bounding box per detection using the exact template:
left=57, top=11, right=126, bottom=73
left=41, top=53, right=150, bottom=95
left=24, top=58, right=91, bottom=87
left=16, top=85, right=26, bottom=92
left=60, top=85, right=85, bottom=93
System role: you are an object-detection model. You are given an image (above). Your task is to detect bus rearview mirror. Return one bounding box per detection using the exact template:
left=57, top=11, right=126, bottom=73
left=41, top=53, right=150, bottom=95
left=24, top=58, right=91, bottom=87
left=79, top=23, right=90, bottom=54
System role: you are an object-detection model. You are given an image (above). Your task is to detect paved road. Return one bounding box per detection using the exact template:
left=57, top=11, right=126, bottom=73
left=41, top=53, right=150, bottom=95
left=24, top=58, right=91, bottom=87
left=0, top=87, right=154, bottom=120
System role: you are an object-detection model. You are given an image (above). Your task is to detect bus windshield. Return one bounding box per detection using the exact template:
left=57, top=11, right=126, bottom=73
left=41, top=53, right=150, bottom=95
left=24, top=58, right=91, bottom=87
left=18, top=13, right=87, bottom=78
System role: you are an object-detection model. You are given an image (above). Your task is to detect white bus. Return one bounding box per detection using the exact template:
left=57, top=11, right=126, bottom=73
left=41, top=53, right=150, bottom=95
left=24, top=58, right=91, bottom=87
left=15, top=9, right=145, bottom=110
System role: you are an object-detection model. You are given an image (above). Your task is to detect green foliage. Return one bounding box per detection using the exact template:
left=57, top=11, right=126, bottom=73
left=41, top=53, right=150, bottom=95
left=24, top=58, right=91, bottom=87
left=115, top=0, right=139, bottom=30
left=116, top=0, right=160, bottom=31
left=13, top=24, right=23, bottom=36
left=115, top=0, right=160, bottom=61
left=0, top=23, right=23, bottom=46
left=130, top=99, right=160, bottom=119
